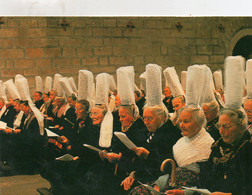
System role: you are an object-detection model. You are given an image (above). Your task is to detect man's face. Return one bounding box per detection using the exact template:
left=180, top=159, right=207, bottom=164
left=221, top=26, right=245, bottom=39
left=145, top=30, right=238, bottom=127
left=244, top=100, right=252, bottom=123
left=164, top=87, right=171, bottom=98
left=172, top=97, right=185, bottom=112
left=143, top=108, right=163, bottom=132
left=202, top=105, right=217, bottom=122
left=119, top=107, right=134, bottom=129
left=75, top=103, right=86, bottom=119
left=34, top=93, right=41, bottom=102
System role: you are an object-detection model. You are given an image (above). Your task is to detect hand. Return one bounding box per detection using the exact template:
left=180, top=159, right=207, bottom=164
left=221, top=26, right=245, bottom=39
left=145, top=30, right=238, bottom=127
left=13, top=129, right=21, bottom=134
left=73, top=156, right=79, bottom=161
left=211, top=192, right=232, bottom=195
left=166, top=189, right=184, bottom=195
left=4, top=128, right=13, bottom=134
left=58, top=136, right=69, bottom=144
left=153, top=185, right=160, bottom=192
left=99, top=150, right=108, bottom=160
left=48, top=117, right=54, bottom=121
left=55, top=125, right=59, bottom=129
left=59, top=126, right=64, bottom=130
left=106, top=152, right=122, bottom=163
left=132, top=147, right=150, bottom=159
left=120, top=176, right=135, bottom=191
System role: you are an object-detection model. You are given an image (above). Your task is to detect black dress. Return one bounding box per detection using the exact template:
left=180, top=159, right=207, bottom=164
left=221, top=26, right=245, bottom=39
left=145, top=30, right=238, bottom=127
left=131, top=120, right=182, bottom=184
left=199, top=130, right=252, bottom=195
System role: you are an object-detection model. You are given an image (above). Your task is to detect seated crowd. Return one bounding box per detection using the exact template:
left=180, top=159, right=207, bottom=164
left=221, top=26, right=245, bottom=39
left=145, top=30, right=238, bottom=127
left=0, top=57, right=252, bottom=195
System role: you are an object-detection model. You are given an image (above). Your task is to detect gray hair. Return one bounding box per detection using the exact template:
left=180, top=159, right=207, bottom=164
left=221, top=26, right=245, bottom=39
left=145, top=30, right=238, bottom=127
left=143, top=104, right=167, bottom=122
left=172, top=95, right=185, bottom=104
left=119, top=104, right=137, bottom=119
left=202, top=100, right=219, bottom=112
left=179, top=104, right=206, bottom=128
left=94, top=104, right=108, bottom=116
left=219, top=108, right=248, bottom=132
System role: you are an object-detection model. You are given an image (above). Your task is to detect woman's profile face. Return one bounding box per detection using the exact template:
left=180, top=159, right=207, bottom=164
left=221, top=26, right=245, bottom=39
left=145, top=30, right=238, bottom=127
left=218, top=114, right=243, bottom=145
left=179, top=110, right=200, bottom=138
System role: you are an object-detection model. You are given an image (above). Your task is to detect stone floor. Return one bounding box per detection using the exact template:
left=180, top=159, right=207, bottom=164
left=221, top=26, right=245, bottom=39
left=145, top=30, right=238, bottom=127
left=0, top=174, right=50, bottom=195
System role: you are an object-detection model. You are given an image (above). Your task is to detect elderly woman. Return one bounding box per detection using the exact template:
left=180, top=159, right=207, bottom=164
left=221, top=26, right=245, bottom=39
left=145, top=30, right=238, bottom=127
left=167, top=108, right=252, bottom=195
left=2, top=100, right=47, bottom=174
left=79, top=104, right=148, bottom=195
left=127, top=105, right=214, bottom=194
left=39, top=102, right=104, bottom=195
left=121, top=104, right=181, bottom=192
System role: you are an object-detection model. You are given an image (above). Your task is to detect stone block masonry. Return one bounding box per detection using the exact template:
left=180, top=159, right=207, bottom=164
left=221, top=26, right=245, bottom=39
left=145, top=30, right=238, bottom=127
left=0, top=17, right=252, bottom=94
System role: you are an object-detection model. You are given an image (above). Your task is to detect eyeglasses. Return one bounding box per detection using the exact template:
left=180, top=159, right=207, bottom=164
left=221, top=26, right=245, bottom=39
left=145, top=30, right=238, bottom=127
left=143, top=116, right=154, bottom=121
left=217, top=123, right=233, bottom=130
left=75, top=107, right=83, bottom=111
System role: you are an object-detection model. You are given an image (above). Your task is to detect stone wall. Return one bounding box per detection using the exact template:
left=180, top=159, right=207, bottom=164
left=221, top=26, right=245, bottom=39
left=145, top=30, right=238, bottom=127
left=0, top=17, right=252, bottom=93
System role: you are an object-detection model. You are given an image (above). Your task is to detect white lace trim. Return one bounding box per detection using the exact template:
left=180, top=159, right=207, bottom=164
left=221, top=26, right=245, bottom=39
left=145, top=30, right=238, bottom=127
left=173, top=128, right=214, bottom=167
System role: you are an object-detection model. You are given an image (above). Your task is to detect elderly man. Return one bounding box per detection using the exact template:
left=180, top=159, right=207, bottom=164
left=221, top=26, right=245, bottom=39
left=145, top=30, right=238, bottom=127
left=121, top=104, right=181, bottom=191
left=202, top=101, right=221, bottom=141
left=244, top=99, right=252, bottom=133
left=105, top=104, right=148, bottom=171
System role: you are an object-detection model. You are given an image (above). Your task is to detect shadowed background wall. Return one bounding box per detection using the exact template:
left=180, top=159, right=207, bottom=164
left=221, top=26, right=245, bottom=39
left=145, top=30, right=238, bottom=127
left=0, top=17, right=251, bottom=94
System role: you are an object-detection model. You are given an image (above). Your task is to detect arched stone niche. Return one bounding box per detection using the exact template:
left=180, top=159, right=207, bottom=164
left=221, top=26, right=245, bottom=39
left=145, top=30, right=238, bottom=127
left=227, top=28, right=252, bottom=58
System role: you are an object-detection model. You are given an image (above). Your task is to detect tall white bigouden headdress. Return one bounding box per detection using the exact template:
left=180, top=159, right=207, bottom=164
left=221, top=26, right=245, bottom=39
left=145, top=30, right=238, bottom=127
left=44, top=76, right=52, bottom=93
left=4, top=79, right=21, bottom=100
left=15, top=75, right=44, bottom=135
left=180, top=71, right=187, bottom=91
left=224, top=56, right=245, bottom=109
left=78, top=70, right=94, bottom=111
left=68, top=77, right=78, bottom=94
left=59, top=77, right=74, bottom=98
left=109, top=75, right=117, bottom=92
left=200, top=65, right=218, bottom=106
left=35, top=76, right=43, bottom=92
left=95, top=73, right=113, bottom=148
left=163, top=67, right=185, bottom=98
left=213, top=70, right=224, bottom=92
left=246, top=59, right=252, bottom=99
left=53, top=73, right=65, bottom=98
left=186, top=65, right=207, bottom=107
left=139, top=72, right=146, bottom=93
left=146, top=64, right=169, bottom=121
left=0, top=80, right=8, bottom=102
left=117, top=66, right=139, bottom=118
